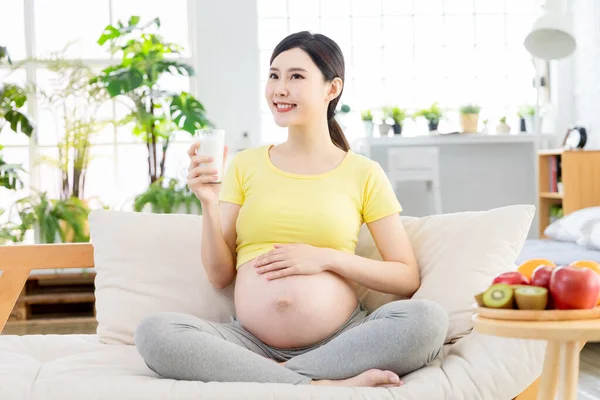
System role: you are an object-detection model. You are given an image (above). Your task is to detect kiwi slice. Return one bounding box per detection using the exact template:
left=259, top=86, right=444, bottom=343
left=514, top=286, right=548, bottom=310
left=482, top=284, right=514, bottom=309
left=474, top=291, right=486, bottom=307
left=510, top=284, right=531, bottom=291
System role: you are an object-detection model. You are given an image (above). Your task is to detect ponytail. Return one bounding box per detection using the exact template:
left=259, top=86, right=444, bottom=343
left=327, top=103, right=350, bottom=151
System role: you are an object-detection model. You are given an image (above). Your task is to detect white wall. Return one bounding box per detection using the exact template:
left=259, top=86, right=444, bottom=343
left=570, top=0, right=600, bottom=149
left=189, top=0, right=261, bottom=153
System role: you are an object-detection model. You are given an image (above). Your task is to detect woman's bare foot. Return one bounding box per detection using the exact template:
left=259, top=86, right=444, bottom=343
left=311, top=369, right=402, bottom=388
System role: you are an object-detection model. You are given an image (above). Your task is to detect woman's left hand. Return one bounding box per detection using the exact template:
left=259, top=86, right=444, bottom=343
left=253, top=244, right=333, bottom=280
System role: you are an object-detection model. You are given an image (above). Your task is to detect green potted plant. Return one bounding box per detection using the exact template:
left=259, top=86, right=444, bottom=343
left=496, top=116, right=511, bottom=134
left=93, top=16, right=212, bottom=185
left=518, top=105, right=536, bottom=134
left=0, top=45, right=34, bottom=191
left=459, top=103, right=481, bottom=133
left=390, top=106, right=406, bottom=135
left=361, top=110, right=373, bottom=137
left=414, top=102, right=443, bottom=132
left=133, top=177, right=201, bottom=214
left=0, top=191, right=90, bottom=244
left=36, top=53, right=109, bottom=201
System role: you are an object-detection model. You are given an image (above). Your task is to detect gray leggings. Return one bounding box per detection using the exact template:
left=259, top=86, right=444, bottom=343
left=134, top=299, right=448, bottom=385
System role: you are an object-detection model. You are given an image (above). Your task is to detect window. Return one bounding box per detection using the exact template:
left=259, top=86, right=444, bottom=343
left=0, top=0, right=193, bottom=217
left=257, top=0, right=544, bottom=143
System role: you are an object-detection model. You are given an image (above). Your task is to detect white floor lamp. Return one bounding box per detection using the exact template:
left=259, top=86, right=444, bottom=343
left=523, top=0, right=576, bottom=241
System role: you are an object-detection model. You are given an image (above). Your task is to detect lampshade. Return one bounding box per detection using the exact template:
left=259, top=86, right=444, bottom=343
left=524, top=3, right=576, bottom=60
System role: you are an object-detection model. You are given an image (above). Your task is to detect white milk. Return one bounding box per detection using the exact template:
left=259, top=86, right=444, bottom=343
left=195, top=129, right=225, bottom=183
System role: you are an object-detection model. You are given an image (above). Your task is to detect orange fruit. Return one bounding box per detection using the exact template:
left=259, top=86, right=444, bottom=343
left=569, top=260, right=600, bottom=275
left=569, top=260, right=600, bottom=306
left=517, top=258, right=556, bottom=280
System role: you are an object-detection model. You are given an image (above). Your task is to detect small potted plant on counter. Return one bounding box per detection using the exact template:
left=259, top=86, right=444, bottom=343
left=361, top=110, right=374, bottom=137
left=390, top=106, right=406, bottom=135
left=518, top=105, right=536, bottom=134
left=459, top=103, right=481, bottom=133
left=414, top=102, right=443, bottom=132
left=496, top=116, right=511, bottom=134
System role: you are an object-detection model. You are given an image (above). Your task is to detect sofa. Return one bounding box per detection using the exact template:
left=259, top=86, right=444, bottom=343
left=0, top=205, right=545, bottom=400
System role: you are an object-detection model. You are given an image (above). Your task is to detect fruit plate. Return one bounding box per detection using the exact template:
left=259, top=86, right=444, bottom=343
left=473, top=304, right=600, bottom=321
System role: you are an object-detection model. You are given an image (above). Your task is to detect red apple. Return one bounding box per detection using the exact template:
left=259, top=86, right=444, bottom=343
left=531, top=265, right=556, bottom=289
left=492, top=271, right=530, bottom=286
left=549, top=265, right=600, bottom=310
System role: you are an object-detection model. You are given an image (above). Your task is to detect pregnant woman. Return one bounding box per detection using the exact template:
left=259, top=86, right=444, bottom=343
left=135, top=31, right=448, bottom=388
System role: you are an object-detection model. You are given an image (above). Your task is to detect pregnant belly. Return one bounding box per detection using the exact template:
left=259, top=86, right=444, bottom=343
left=234, top=257, right=359, bottom=349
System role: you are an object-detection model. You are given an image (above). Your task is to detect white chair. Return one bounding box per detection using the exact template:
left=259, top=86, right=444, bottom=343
left=387, top=146, right=442, bottom=215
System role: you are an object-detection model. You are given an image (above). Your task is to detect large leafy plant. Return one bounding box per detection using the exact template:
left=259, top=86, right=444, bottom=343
left=0, top=45, right=34, bottom=191
left=37, top=54, right=109, bottom=200
left=133, top=177, right=201, bottom=214
left=94, top=16, right=212, bottom=184
left=0, top=191, right=90, bottom=244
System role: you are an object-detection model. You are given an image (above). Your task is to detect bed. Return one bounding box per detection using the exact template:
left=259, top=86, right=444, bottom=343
left=516, top=239, right=600, bottom=266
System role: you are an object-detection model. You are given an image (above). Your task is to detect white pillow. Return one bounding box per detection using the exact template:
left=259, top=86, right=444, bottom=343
left=544, top=206, right=600, bottom=243
left=89, top=205, right=534, bottom=346
left=354, top=205, right=535, bottom=343
left=577, top=219, right=600, bottom=250
left=89, top=210, right=236, bottom=345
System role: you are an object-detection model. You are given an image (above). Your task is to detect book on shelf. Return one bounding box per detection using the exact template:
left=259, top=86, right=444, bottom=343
left=548, top=155, right=562, bottom=193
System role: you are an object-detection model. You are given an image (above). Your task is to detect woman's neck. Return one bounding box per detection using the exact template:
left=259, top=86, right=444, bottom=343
left=283, top=119, right=340, bottom=156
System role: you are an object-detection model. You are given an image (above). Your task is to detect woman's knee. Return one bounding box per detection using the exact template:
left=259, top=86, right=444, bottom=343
left=410, top=299, right=449, bottom=358
left=388, top=299, right=449, bottom=350
left=134, top=312, right=182, bottom=359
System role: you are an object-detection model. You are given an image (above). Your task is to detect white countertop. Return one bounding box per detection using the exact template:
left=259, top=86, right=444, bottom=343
left=351, top=133, right=557, bottom=147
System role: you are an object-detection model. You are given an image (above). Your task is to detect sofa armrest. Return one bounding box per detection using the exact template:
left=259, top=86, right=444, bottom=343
left=0, top=243, right=94, bottom=332
left=440, top=331, right=545, bottom=400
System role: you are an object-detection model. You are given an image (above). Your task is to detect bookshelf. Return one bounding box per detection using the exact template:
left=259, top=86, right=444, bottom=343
left=538, top=149, right=600, bottom=237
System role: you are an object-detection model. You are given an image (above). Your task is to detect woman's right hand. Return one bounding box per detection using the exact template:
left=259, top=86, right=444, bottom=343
left=186, top=142, right=229, bottom=204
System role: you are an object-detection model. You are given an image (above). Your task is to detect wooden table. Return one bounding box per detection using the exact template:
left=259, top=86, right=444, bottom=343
left=474, top=315, right=600, bottom=400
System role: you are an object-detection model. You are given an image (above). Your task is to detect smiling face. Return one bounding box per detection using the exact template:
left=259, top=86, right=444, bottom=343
left=265, top=48, right=338, bottom=128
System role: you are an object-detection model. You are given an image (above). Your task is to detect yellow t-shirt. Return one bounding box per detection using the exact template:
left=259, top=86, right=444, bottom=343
left=218, top=144, right=402, bottom=269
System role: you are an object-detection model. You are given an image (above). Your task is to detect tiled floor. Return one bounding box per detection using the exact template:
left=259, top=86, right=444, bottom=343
left=3, top=320, right=600, bottom=397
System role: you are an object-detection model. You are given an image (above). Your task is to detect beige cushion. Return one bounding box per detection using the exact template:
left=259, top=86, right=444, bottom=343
left=354, top=205, right=535, bottom=343
left=89, top=210, right=235, bottom=345
left=89, top=205, right=533, bottom=345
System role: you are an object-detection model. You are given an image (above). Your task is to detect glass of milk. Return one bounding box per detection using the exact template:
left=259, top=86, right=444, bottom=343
left=194, top=128, right=226, bottom=183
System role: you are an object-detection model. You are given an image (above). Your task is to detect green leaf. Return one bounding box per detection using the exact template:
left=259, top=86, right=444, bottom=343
left=1, top=83, right=28, bottom=108
left=100, top=67, right=144, bottom=96
left=4, top=110, right=34, bottom=136
left=169, top=92, right=211, bottom=134
left=98, top=25, right=121, bottom=45
left=0, top=46, right=10, bottom=65
left=128, top=16, right=141, bottom=28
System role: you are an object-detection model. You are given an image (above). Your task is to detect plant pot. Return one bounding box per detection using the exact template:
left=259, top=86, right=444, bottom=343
left=519, top=117, right=526, bottom=133
left=392, top=122, right=402, bottom=135
left=460, top=113, right=479, bottom=133
left=363, top=120, right=374, bottom=137
left=428, top=121, right=439, bottom=132
left=524, top=115, right=534, bottom=134
left=496, top=122, right=511, bottom=135
left=378, top=123, right=391, bottom=137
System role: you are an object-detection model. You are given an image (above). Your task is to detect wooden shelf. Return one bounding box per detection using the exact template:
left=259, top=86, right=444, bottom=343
left=9, top=272, right=96, bottom=322
left=540, top=192, right=564, bottom=199
left=538, top=150, right=600, bottom=236
left=19, top=293, right=95, bottom=305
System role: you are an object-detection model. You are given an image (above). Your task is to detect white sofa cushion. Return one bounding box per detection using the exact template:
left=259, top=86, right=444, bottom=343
left=354, top=205, right=534, bottom=343
left=89, top=205, right=534, bottom=346
left=89, top=210, right=235, bottom=345
left=0, top=333, right=543, bottom=400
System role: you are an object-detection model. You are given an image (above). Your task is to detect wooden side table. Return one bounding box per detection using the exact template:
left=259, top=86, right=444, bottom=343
left=474, top=315, right=600, bottom=400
